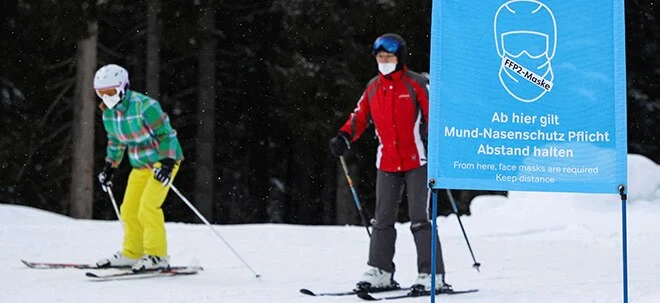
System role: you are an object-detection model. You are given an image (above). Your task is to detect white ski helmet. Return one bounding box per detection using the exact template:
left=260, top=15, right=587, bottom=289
left=94, top=64, right=130, bottom=109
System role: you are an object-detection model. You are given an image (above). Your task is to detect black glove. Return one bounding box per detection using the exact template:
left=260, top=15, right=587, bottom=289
left=329, top=132, right=351, bottom=157
left=154, top=158, right=175, bottom=186
left=97, top=161, right=116, bottom=192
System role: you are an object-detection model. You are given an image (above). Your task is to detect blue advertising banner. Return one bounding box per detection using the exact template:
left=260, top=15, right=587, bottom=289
left=427, top=0, right=627, bottom=193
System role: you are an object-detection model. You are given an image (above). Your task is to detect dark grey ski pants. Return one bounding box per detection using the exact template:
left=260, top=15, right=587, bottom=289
left=367, top=165, right=445, bottom=274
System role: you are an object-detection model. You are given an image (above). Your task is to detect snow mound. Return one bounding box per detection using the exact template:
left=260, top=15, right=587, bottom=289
left=0, top=204, right=73, bottom=225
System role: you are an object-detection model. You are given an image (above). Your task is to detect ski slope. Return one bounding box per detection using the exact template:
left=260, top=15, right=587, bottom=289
left=1, top=154, right=659, bottom=302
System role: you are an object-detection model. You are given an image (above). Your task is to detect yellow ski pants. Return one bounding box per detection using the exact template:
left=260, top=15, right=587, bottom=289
left=120, top=165, right=179, bottom=258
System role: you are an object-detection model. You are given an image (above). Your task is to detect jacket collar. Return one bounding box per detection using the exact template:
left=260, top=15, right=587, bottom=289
left=112, top=90, right=132, bottom=112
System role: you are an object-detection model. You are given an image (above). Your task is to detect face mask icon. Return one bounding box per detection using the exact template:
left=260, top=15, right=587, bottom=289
left=494, top=0, right=557, bottom=103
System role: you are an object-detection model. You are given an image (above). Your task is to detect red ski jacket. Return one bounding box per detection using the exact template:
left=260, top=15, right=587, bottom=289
left=339, top=67, right=429, bottom=172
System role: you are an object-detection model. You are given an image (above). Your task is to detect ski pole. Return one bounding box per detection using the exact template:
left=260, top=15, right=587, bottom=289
left=339, top=155, right=371, bottom=237
left=169, top=183, right=261, bottom=279
left=446, top=189, right=481, bottom=272
left=339, top=156, right=397, bottom=278
left=103, top=185, right=122, bottom=222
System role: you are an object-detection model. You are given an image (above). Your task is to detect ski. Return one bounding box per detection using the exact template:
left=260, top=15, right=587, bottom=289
left=357, top=288, right=479, bottom=301
left=300, top=286, right=404, bottom=297
left=299, top=289, right=357, bottom=297
left=85, top=266, right=203, bottom=281
left=21, top=259, right=129, bottom=270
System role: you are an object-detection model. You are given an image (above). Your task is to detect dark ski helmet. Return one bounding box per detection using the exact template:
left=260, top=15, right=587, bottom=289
left=372, top=33, right=408, bottom=70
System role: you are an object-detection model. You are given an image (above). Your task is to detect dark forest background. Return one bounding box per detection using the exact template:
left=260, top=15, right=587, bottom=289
left=1, top=0, right=658, bottom=225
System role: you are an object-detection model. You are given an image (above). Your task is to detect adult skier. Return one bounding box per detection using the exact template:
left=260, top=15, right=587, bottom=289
left=329, top=34, right=449, bottom=292
left=94, top=64, right=184, bottom=272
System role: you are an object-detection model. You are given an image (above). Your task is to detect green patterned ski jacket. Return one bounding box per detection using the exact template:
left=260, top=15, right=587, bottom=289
left=102, top=90, right=184, bottom=168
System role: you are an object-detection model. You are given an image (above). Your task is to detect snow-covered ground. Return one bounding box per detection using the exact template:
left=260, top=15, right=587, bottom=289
left=1, top=154, right=659, bottom=303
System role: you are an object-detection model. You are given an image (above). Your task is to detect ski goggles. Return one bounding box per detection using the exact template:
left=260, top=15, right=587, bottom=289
left=500, top=32, right=549, bottom=58
left=95, top=87, right=119, bottom=97
left=372, top=35, right=400, bottom=55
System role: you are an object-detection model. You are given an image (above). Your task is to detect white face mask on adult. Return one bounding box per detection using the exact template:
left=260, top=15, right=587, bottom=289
left=378, top=63, right=397, bottom=75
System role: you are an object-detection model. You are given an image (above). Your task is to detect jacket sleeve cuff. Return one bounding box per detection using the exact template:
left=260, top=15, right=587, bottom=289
left=105, top=158, right=120, bottom=168
left=159, top=158, right=176, bottom=168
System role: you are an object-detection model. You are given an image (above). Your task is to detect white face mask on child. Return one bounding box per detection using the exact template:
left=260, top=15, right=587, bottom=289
left=378, top=63, right=397, bottom=75
left=101, top=94, right=122, bottom=109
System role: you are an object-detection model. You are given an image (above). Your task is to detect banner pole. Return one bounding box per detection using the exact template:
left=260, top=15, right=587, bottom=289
left=429, top=179, right=438, bottom=303
left=619, top=185, right=628, bottom=303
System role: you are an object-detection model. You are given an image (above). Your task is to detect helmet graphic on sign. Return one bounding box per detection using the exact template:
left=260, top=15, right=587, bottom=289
left=494, top=0, right=557, bottom=103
